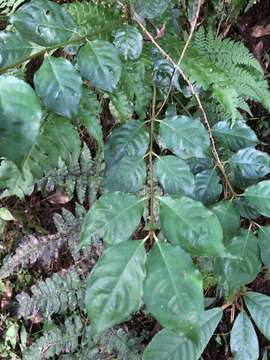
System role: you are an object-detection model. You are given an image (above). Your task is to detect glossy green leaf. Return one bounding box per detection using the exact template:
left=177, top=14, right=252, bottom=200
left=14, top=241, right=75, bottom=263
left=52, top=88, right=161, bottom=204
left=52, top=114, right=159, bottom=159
left=214, top=229, right=261, bottom=292
left=34, top=56, right=82, bottom=119
left=80, top=192, right=144, bottom=246
left=258, top=227, right=270, bottom=268
left=212, top=120, right=258, bottom=152
left=245, top=292, right=270, bottom=340
left=0, top=76, right=42, bottom=165
left=159, top=196, right=225, bottom=256
left=77, top=40, right=122, bottom=92
left=159, top=115, right=210, bottom=160
left=143, top=308, right=222, bottom=360
left=195, top=169, right=222, bottom=205
left=108, top=89, right=133, bottom=123
left=104, top=120, right=149, bottom=167
left=230, top=311, right=259, bottom=360
left=186, top=153, right=214, bottom=174
left=143, top=241, right=204, bottom=340
left=113, top=25, right=143, bottom=60
left=104, top=156, right=146, bottom=193
left=130, top=0, right=168, bottom=18
left=85, top=240, right=146, bottom=334
left=0, top=32, right=32, bottom=68
left=210, top=201, right=240, bottom=243
left=10, top=0, right=75, bottom=47
left=234, top=197, right=260, bottom=220
left=155, top=155, right=195, bottom=197
left=244, top=180, right=270, bottom=216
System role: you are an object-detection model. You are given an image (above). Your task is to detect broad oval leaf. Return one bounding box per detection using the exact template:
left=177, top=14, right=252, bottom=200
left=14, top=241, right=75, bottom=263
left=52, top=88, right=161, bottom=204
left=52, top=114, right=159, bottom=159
left=234, top=197, right=260, bottom=220
left=212, top=120, right=258, bottom=152
left=0, top=76, right=42, bottom=165
left=159, top=196, right=225, bottom=256
left=10, top=0, right=75, bottom=47
left=195, top=169, right=222, bottom=205
left=211, top=201, right=240, bottom=243
left=104, top=156, right=146, bottom=193
left=34, top=56, right=83, bottom=119
left=159, top=115, right=210, bottom=160
left=143, top=308, right=222, bottom=360
left=130, top=0, right=169, bottom=19
left=244, top=180, right=270, bottom=216
left=155, top=155, right=195, bottom=197
left=104, top=120, right=149, bottom=167
left=230, top=311, right=259, bottom=360
left=143, top=241, right=204, bottom=341
left=0, top=32, right=32, bottom=68
left=258, top=227, right=270, bottom=268
left=80, top=192, right=144, bottom=246
left=113, top=25, right=143, bottom=60
left=244, top=292, right=270, bottom=340
left=77, top=40, right=122, bottom=92
left=214, top=229, right=261, bottom=292
left=85, top=240, right=146, bottom=334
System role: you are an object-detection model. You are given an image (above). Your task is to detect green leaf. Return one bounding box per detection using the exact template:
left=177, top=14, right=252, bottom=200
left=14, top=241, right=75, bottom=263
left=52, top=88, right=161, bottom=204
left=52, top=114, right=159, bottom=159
left=245, top=292, right=270, bottom=340
left=244, top=180, right=270, bottom=216
left=130, top=0, right=169, bottom=19
left=10, top=0, right=75, bottom=47
left=159, top=115, right=210, bottom=160
left=258, top=227, right=270, bottom=268
left=214, top=229, right=261, bottom=292
left=77, top=40, right=122, bottom=92
left=104, top=156, right=146, bottom=193
left=212, top=120, right=258, bottom=152
left=108, top=88, right=133, bottom=123
left=85, top=240, right=146, bottom=334
left=210, top=200, right=240, bottom=243
left=155, top=155, right=195, bottom=197
left=0, top=76, right=42, bottom=165
left=159, top=196, right=225, bottom=256
left=34, top=56, right=82, bottom=119
left=187, top=0, right=199, bottom=24
left=104, top=120, right=149, bottom=167
left=113, top=25, right=143, bottom=60
left=143, top=241, right=204, bottom=341
left=234, top=197, right=260, bottom=220
left=195, top=169, right=222, bottom=205
left=230, top=311, right=259, bottom=360
left=0, top=32, right=32, bottom=68
left=143, top=308, right=222, bottom=360
left=80, top=192, right=144, bottom=246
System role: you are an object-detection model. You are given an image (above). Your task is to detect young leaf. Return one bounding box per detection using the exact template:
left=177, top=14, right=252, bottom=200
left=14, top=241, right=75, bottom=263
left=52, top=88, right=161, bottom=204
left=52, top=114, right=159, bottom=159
left=143, top=241, right=204, bottom=341
left=80, top=192, right=144, bottom=246
left=210, top=200, right=240, bottom=243
left=159, top=196, right=225, bottom=256
left=155, top=155, right=195, bottom=197
left=159, top=115, right=210, bottom=159
left=77, top=40, right=122, bottom=92
left=244, top=180, right=270, bottom=216
left=85, top=240, right=146, bottom=335
left=10, top=0, right=75, bottom=47
left=143, top=308, right=222, bottom=360
left=258, top=227, right=270, bottom=268
left=0, top=32, right=32, bottom=68
left=130, top=0, right=169, bottom=19
left=195, top=168, right=222, bottom=205
left=34, top=56, right=83, bottom=119
left=104, top=156, right=146, bottom=193
left=245, top=292, right=270, bottom=340
left=113, top=25, right=143, bottom=60
left=212, top=120, right=258, bottom=152
left=230, top=311, right=259, bottom=360
left=0, top=76, right=42, bottom=165
left=104, top=120, right=149, bottom=167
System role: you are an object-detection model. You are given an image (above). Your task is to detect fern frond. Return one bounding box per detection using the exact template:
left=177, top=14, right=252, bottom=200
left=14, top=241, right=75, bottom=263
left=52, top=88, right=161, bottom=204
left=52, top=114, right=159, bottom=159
left=17, top=267, right=85, bottom=319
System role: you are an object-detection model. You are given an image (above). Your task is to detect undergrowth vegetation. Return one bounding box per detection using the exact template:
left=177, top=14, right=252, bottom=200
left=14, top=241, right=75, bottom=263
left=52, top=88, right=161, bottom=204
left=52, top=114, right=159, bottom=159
left=0, top=0, right=270, bottom=359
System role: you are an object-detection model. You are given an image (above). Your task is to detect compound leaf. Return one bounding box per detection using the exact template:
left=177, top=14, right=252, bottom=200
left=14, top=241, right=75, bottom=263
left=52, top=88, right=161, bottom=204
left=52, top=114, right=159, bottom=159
left=143, top=241, right=204, bottom=341
left=195, top=169, right=222, bottom=205
left=80, top=192, right=144, bottom=246
left=34, top=56, right=82, bottom=119
left=113, top=25, right=143, bottom=60
left=77, top=40, right=122, bottom=92
left=244, top=180, right=270, bottom=216
left=159, top=196, right=225, bottom=256
left=0, top=32, right=32, bottom=68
